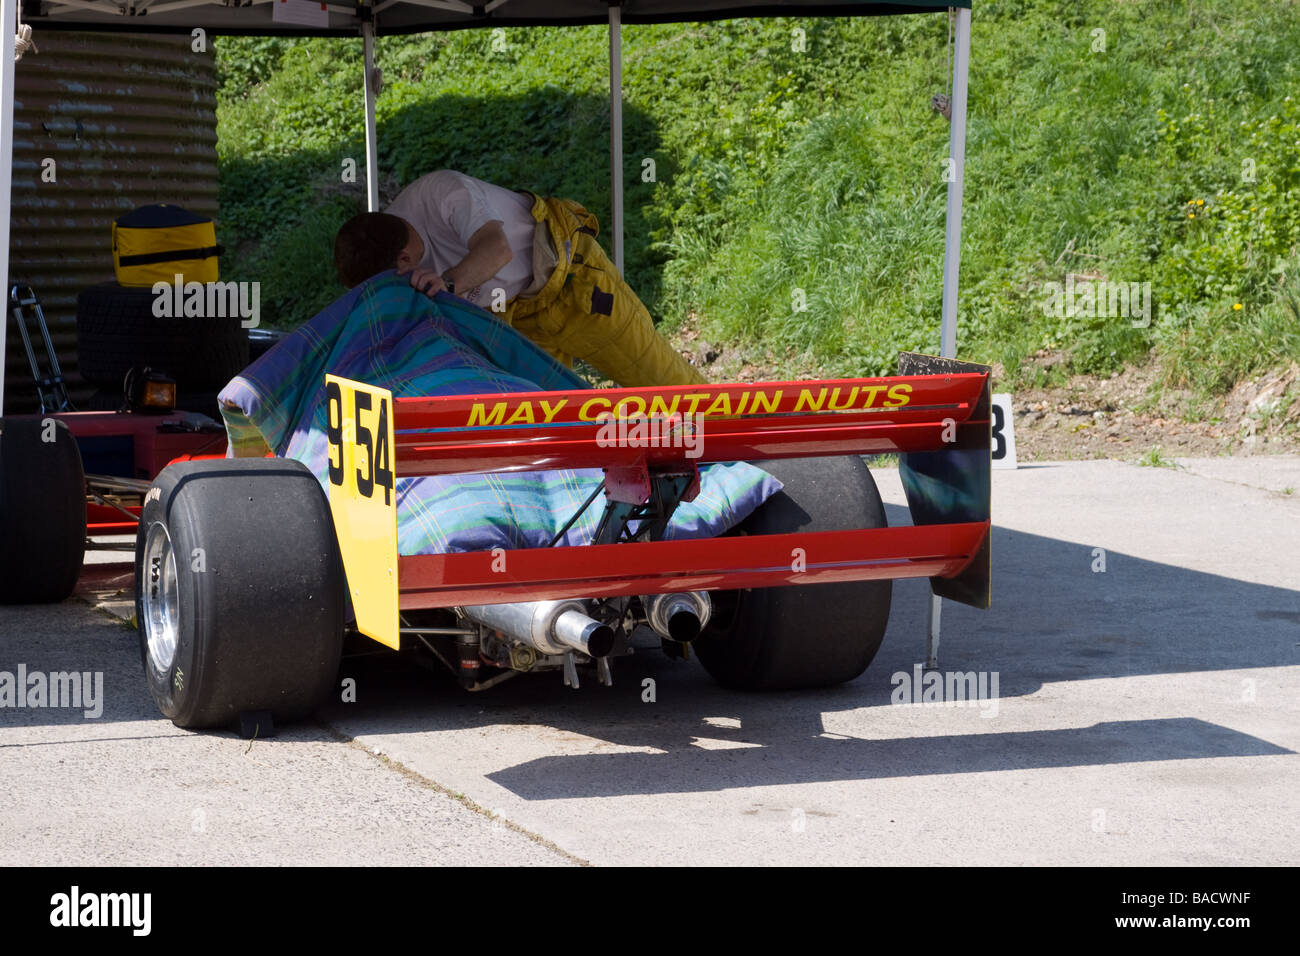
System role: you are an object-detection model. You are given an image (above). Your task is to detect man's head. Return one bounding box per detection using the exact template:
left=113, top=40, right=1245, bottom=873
left=333, top=212, right=424, bottom=288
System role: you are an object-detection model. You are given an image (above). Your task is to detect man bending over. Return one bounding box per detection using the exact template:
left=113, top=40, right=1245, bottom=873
left=333, top=169, right=705, bottom=388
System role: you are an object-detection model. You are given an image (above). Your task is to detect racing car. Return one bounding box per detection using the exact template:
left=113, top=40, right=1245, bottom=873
left=129, top=352, right=992, bottom=732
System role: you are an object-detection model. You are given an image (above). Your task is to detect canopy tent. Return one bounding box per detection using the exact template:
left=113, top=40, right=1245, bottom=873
left=14, top=1, right=960, bottom=35
left=0, top=0, right=973, bottom=661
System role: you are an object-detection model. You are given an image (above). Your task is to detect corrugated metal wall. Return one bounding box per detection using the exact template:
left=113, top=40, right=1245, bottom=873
left=5, top=31, right=218, bottom=413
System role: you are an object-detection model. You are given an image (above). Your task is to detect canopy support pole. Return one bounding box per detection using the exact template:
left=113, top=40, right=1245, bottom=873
left=939, top=7, right=969, bottom=360
left=362, top=19, right=380, bottom=212
left=927, top=4, right=971, bottom=669
left=608, top=3, right=624, bottom=275
left=0, top=0, right=17, bottom=416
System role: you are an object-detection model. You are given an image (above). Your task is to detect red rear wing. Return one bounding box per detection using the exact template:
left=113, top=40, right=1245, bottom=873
left=392, top=372, right=989, bottom=475
left=375, top=357, right=993, bottom=615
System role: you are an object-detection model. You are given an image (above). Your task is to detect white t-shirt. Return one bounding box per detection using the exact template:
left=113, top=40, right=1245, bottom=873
left=386, top=169, right=536, bottom=305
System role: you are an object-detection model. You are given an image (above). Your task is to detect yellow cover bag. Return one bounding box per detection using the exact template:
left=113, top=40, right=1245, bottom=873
left=112, top=204, right=220, bottom=286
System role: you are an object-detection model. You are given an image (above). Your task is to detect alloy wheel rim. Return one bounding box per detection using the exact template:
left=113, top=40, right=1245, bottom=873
left=142, top=521, right=180, bottom=677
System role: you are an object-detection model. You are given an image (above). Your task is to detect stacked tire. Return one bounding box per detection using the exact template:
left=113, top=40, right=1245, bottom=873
left=75, top=282, right=249, bottom=416
left=0, top=417, right=86, bottom=604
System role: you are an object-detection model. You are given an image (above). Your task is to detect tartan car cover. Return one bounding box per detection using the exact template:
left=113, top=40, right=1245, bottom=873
left=218, top=273, right=780, bottom=556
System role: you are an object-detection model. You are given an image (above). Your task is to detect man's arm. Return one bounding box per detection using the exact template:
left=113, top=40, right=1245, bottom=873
left=399, top=220, right=512, bottom=299
left=444, top=221, right=513, bottom=293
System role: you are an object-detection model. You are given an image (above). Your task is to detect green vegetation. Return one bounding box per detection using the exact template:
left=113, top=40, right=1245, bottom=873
left=1137, top=446, right=1176, bottom=469
left=214, top=0, right=1300, bottom=401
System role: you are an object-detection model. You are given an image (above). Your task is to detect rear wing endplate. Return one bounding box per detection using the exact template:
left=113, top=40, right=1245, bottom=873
left=898, top=352, right=992, bottom=609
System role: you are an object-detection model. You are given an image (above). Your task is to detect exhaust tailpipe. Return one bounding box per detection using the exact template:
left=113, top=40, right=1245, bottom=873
left=461, top=600, right=615, bottom=658
left=643, top=591, right=712, bottom=643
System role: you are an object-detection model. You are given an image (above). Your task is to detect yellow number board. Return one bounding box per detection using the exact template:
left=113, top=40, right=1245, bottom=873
left=324, top=375, right=399, bottom=649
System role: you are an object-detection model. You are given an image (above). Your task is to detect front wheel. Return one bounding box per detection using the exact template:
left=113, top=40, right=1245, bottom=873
left=695, top=456, right=892, bottom=690
left=135, top=457, right=344, bottom=729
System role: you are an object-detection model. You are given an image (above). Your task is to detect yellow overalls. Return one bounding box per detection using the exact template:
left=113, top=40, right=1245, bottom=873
left=503, top=193, right=706, bottom=388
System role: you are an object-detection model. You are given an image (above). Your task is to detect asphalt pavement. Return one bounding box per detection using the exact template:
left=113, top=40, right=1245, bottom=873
left=2, top=457, right=1297, bottom=865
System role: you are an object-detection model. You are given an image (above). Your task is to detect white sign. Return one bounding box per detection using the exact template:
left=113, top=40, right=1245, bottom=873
left=991, top=393, right=1017, bottom=469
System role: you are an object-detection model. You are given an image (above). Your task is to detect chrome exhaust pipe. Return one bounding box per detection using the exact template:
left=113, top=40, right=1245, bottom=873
left=643, top=591, right=712, bottom=643
left=461, top=600, right=615, bottom=658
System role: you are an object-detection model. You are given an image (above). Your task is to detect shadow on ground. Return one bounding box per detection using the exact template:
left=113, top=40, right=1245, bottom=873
left=3, top=499, right=1296, bottom=797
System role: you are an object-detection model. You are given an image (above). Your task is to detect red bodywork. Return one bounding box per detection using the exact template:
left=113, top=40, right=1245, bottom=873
left=385, top=372, right=992, bottom=609
left=53, top=410, right=227, bottom=534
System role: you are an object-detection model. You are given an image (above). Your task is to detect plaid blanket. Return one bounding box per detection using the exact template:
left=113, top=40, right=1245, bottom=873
left=218, top=273, right=780, bottom=556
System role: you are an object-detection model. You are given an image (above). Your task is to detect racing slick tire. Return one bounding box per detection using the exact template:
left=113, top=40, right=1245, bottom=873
left=135, top=457, right=344, bottom=729
left=695, top=456, right=892, bottom=690
left=0, top=417, right=86, bottom=604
